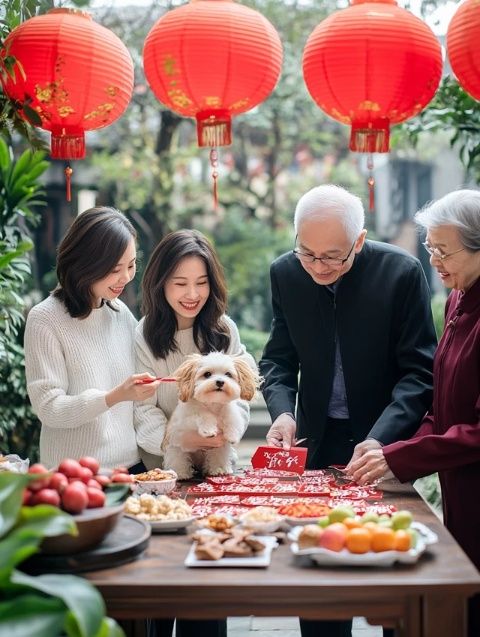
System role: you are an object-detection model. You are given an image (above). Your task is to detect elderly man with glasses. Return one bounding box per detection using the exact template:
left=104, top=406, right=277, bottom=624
left=259, top=184, right=437, bottom=637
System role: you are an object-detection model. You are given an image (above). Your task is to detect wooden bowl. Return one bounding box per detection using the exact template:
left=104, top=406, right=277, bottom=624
left=40, top=504, right=124, bottom=555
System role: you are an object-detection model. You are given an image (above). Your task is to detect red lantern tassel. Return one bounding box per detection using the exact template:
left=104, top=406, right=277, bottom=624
left=367, top=154, right=375, bottom=213
left=210, top=148, right=219, bottom=211
left=65, top=166, right=73, bottom=202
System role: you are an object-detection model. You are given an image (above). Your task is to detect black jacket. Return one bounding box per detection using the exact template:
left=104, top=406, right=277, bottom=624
left=259, top=240, right=436, bottom=445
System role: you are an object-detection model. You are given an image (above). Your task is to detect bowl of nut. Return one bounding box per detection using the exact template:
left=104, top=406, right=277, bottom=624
left=132, top=468, right=177, bottom=495
left=239, top=506, right=285, bottom=534
left=124, top=493, right=195, bottom=532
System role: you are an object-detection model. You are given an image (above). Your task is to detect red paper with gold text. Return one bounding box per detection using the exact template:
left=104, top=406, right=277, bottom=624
left=250, top=446, right=307, bottom=474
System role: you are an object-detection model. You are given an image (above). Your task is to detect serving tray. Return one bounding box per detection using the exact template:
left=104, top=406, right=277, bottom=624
left=22, top=515, right=151, bottom=574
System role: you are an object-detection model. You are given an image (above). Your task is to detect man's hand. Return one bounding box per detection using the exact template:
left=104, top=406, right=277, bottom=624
left=266, top=414, right=296, bottom=449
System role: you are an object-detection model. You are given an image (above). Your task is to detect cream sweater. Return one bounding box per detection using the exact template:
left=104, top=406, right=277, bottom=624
left=135, top=315, right=254, bottom=468
left=24, top=295, right=140, bottom=470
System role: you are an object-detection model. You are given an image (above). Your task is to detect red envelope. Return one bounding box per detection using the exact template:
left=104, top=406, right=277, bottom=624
left=251, top=445, right=307, bottom=474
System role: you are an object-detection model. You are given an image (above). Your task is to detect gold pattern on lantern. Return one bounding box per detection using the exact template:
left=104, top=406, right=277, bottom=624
left=58, top=105, right=75, bottom=117
left=358, top=100, right=381, bottom=111
left=106, top=86, right=120, bottom=97
left=330, top=107, right=350, bottom=124
left=230, top=98, right=249, bottom=111
left=84, top=103, right=114, bottom=120
left=168, top=89, right=192, bottom=108
left=205, top=96, right=221, bottom=107
left=163, top=55, right=177, bottom=76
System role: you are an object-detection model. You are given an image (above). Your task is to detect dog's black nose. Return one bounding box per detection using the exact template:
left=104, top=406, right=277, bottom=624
left=215, top=379, right=224, bottom=388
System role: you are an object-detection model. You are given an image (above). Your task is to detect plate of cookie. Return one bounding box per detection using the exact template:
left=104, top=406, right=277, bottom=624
left=184, top=528, right=278, bottom=567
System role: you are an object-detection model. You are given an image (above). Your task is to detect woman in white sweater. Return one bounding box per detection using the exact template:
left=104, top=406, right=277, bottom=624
left=135, top=229, right=255, bottom=637
left=24, top=207, right=160, bottom=471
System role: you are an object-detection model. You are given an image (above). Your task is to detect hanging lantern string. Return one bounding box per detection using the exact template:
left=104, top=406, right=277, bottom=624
left=209, top=148, right=219, bottom=211
left=65, top=165, right=73, bottom=203
left=367, top=153, right=375, bottom=213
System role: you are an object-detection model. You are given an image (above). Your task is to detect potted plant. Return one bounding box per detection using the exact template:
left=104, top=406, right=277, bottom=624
left=0, top=471, right=124, bottom=636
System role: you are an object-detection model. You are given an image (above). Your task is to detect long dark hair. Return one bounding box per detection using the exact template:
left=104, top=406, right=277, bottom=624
left=53, top=206, right=136, bottom=318
left=141, top=229, right=230, bottom=359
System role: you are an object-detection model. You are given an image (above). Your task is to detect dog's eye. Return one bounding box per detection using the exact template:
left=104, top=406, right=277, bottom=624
left=225, top=372, right=233, bottom=378
left=203, top=371, right=212, bottom=378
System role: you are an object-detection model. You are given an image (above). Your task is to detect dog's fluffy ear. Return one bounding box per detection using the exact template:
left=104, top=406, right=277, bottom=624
left=234, top=358, right=261, bottom=401
left=173, top=354, right=201, bottom=402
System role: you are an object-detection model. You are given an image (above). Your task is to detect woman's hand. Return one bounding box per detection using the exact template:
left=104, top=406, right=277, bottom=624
left=106, top=374, right=161, bottom=407
left=181, top=431, right=226, bottom=451
left=345, top=448, right=394, bottom=485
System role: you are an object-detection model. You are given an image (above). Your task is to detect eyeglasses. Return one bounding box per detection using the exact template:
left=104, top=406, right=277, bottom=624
left=422, top=241, right=465, bottom=261
left=293, top=239, right=356, bottom=268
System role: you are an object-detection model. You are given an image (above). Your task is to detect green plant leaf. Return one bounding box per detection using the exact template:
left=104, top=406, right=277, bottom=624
left=22, top=103, right=42, bottom=127
left=0, top=472, right=34, bottom=538
left=16, top=504, right=77, bottom=538
left=11, top=571, right=106, bottom=637
left=104, top=483, right=131, bottom=506
left=0, top=530, right=42, bottom=582
left=0, top=594, right=66, bottom=637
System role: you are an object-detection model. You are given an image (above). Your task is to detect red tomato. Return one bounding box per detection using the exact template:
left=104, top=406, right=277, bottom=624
left=61, top=483, right=88, bottom=514
left=78, top=456, right=100, bottom=475
left=94, top=474, right=111, bottom=488
left=111, top=472, right=134, bottom=483
left=30, top=488, right=61, bottom=507
left=48, top=472, right=69, bottom=493
left=86, top=487, right=106, bottom=508
left=58, top=458, right=82, bottom=478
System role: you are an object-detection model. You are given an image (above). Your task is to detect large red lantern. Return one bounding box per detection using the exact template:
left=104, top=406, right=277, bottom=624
left=447, top=0, right=480, bottom=101
left=1, top=8, right=134, bottom=161
left=143, top=0, right=283, bottom=148
left=302, top=0, right=443, bottom=154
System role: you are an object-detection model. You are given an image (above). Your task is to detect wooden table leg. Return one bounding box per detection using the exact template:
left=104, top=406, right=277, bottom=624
left=423, top=595, right=467, bottom=637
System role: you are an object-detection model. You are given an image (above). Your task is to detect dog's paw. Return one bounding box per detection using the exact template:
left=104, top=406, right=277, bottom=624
left=211, top=466, right=233, bottom=476
left=175, top=468, right=195, bottom=480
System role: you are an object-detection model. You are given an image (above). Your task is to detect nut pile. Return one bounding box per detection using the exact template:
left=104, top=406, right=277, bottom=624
left=196, top=514, right=235, bottom=531
left=133, top=469, right=177, bottom=482
left=124, top=494, right=193, bottom=521
left=192, top=528, right=266, bottom=560
left=241, top=506, right=282, bottom=524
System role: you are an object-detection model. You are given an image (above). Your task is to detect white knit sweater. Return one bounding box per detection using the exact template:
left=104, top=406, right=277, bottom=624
left=24, top=295, right=140, bottom=470
left=135, top=315, right=254, bottom=468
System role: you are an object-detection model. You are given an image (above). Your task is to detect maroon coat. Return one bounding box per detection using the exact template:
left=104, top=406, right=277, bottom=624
left=385, top=276, right=480, bottom=569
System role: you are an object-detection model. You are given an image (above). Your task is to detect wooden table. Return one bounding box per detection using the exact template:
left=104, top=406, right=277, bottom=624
left=86, top=484, right=480, bottom=637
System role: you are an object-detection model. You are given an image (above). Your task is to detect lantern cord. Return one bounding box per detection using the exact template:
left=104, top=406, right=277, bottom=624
left=367, top=154, right=375, bottom=213
left=65, top=165, right=73, bottom=202
left=210, top=148, right=219, bottom=211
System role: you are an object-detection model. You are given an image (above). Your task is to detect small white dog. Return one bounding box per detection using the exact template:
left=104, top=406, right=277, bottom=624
left=162, top=352, right=260, bottom=479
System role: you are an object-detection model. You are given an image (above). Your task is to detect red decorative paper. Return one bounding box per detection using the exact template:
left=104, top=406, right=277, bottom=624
left=251, top=446, right=307, bottom=474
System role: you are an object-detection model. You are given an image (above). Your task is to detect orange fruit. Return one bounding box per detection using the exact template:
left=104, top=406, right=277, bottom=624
left=362, top=521, right=378, bottom=535
left=370, top=526, right=396, bottom=552
left=345, top=528, right=372, bottom=554
left=394, top=530, right=412, bottom=552
left=343, top=517, right=363, bottom=530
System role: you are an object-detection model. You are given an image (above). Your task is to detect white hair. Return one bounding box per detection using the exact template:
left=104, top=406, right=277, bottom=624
left=415, top=189, right=480, bottom=252
left=294, top=185, right=365, bottom=241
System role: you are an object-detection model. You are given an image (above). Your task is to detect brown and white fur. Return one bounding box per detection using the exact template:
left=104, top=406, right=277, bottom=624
left=162, top=352, right=260, bottom=479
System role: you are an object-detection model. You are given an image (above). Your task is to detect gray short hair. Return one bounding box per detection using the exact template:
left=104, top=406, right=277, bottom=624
left=415, top=189, right=480, bottom=252
left=294, top=185, right=365, bottom=241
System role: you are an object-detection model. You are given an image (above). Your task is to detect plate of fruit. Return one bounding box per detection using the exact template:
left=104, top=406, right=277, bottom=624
left=289, top=507, right=437, bottom=567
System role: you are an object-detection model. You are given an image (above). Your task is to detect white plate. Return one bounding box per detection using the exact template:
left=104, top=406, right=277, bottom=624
left=289, top=522, right=437, bottom=567
left=184, top=535, right=278, bottom=568
left=285, top=516, right=324, bottom=527
left=148, top=516, right=197, bottom=533
left=239, top=515, right=286, bottom=534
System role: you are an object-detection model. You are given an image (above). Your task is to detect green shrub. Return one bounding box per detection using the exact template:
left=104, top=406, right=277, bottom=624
left=414, top=473, right=442, bottom=518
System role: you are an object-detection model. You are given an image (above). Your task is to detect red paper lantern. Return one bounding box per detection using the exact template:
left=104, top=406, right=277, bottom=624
left=447, top=0, right=480, bottom=101
left=302, top=0, right=442, bottom=153
left=0, top=8, right=134, bottom=160
left=143, top=0, right=283, bottom=147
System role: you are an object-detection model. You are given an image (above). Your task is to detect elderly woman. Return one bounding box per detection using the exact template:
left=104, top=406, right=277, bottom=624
left=347, top=189, right=480, bottom=636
